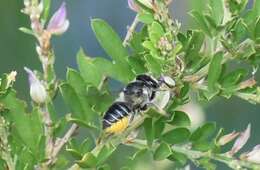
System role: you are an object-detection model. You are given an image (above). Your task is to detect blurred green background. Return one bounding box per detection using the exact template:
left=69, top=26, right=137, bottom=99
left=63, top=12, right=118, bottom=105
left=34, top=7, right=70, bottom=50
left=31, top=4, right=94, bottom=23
left=0, top=0, right=259, bottom=169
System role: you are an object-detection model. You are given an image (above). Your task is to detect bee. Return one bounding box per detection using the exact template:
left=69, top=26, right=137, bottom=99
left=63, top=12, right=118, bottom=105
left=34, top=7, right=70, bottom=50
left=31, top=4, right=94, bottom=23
left=102, top=101, right=133, bottom=134
left=102, top=74, right=175, bottom=134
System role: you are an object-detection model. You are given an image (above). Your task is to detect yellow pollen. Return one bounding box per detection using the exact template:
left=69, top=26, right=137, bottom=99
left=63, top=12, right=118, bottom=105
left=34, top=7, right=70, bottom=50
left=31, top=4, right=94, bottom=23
left=105, top=116, right=129, bottom=134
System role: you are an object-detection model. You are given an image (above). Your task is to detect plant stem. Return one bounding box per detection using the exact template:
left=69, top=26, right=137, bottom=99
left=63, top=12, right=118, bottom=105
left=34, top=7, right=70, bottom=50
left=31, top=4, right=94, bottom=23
left=47, top=123, right=79, bottom=165
left=171, top=145, right=260, bottom=170
left=123, top=15, right=139, bottom=47
left=125, top=138, right=260, bottom=170
left=39, top=105, right=54, bottom=164
left=68, top=114, right=148, bottom=170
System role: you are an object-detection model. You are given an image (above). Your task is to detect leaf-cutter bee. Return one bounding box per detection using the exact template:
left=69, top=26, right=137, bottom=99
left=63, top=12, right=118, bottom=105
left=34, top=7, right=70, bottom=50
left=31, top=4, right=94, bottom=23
left=102, top=74, right=175, bottom=134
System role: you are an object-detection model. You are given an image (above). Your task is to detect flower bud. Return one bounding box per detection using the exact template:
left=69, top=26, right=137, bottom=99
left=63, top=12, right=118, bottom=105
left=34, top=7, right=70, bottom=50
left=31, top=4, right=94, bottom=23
left=24, top=0, right=30, bottom=8
left=217, top=131, right=239, bottom=146
left=24, top=67, right=47, bottom=104
left=47, top=2, right=69, bottom=35
left=229, top=124, right=251, bottom=155
left=128, top=0, right=140, bottom=12
left=245, top=145, right=260, bottom=163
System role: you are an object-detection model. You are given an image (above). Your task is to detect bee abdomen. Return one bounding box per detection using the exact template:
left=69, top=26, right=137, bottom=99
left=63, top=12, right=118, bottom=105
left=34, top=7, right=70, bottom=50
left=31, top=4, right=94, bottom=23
left=102, top=102, right=132, bottom=133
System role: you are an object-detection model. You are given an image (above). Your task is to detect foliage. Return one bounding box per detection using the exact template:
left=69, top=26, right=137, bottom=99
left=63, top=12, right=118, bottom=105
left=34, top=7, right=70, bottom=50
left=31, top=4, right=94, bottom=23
left=0, top=0, right=260, bottom=169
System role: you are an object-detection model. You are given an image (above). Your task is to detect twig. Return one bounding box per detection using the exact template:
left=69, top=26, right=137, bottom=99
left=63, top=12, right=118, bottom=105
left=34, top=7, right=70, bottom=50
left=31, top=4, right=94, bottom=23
left=22, top=1, right=56, bottom=167
left=0, top=116, right=17, bottom=170
left=171, top=145, right=260, bottom=170
left=125, top=139, right=260, bottom=169
left=68, top=114, right=148, bottom=170
left=123, top=15, right=139, bottom=47
left=165, top=0, right=173, bottom=6
left=47, top=123, right=79, bottom=165
left=40, top=106, right=54, bottom=161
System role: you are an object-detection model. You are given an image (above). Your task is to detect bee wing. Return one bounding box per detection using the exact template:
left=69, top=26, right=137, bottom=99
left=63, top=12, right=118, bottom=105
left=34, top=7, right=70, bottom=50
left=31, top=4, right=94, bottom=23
left=115, top=91, right=125, bottom=102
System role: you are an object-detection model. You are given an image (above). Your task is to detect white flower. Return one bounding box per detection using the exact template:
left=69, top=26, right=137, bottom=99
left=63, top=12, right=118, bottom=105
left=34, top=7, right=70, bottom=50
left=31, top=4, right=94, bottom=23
left=229, top=124, right=251, bottom=155
left=218, top=131, right=239, bottom=146
left=6, top=71, right=17, bottom=88
left=47, top=2, right=69, bottom=35
left=24, top=67, right=47, bottom=104
left=128, top=0, right=140, bottom=12
left=245, top=145, right=260, bottom=164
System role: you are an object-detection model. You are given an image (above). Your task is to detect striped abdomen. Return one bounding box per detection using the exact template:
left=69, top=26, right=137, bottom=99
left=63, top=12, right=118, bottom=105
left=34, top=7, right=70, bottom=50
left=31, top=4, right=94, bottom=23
left=102, top=102, right=132, bottom=134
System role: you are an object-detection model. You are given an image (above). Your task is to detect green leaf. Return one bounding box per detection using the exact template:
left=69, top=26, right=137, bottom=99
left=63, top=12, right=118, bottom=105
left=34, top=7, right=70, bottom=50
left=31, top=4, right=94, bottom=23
left=76, top=152, right=97, bottom=168
left=255, top=17, right=260, bottom=42
left=148, top=22, right=164, bottom=44
left=153, top=142, right=172, bottom=161
left=142, top=40, right=155, bottom=51
left=66, top=148, right=82, bottom=160
left=186, top=30, right=205, bottom=56
left=138, top=12, right=154, bottom=24
left=190, top=122, right=216, bottom=142
left=199, top=158, right=217, bottom=170
left=243, top=10, right=257, bottom=38
left=208, top=52, right=223, bottom=91
left=66, top=68, right=86, bottom=95
left=37, top=135, right=46, bottom=161
left=189, top=10, right=212, bottom=37
left=67, top=138, right=93, bottom=160
left=154, top=117, right=165, bottom=138
left=168, top=151, right=187, bottom=166
left=221, top=69, right=247, bottom=87
left=85, top=86, right=113, bottom=114
left=209, top=0, right=224, bottom=24
left=167, top=111, right=191, bottom=127
left=192, top=140, right=215, bottom=151
left=98, top=164, right=111, bottom=170
left=254, top=0, right=260, bottom=16
left=96, top=144, right=116, bottom=165
left=130, top=31, right=145, bottom=53
left=128, top=56, right=147, bottom=75
left=0, top=91, right=42, bottom=155
left=66, top=116, right=98, bottom=130
left=43, top=0, right=51, bottom=21
left=161, top=128, right=190, bottom=144
left=120, top=167, right=131, bottom=170
left=227, top=0, right=248, bottom=15
left=91, top=19, right=134, bottom=82
left=59, top=83, right=86, bottom=120
left=144, top=55, right=163, bottom=76
left=180, top=83, right=190, bottom=98
left=130, top=148, right=148, bottom=161
left=91, top=19, right=127, bottom=63
left=143, top=118, right=154, bottom=147
left=19, top=27, right=34, bottom=36
left=204, top=15, right=217, bottom=34
left=81, top=138, right=93, bottom=153
left=236, top=39, right=256, bottom=59
left=90, top=57, right=134, bottom=84
left=76, top=49, right=103, bottom=87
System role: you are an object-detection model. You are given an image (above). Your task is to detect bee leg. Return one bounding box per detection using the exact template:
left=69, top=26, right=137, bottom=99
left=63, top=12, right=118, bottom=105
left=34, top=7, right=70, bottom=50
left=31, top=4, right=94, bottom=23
left=96, top=132, right=113, bottom=145
left=125, top=130, right=139, bottom=144
left=129, top=110, right=138, bottom=123
left=146, top=102, right=169, bottom=117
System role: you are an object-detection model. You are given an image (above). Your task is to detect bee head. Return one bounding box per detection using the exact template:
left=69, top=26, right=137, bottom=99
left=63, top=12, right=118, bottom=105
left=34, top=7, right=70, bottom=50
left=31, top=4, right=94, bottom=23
left=136, top=74, right=159, bottom=89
